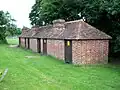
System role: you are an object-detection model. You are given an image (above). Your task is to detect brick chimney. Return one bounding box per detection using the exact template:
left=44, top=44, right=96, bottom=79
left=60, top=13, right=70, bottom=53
left=31, top=26, right=39, bottom=36
left=52, top=19, right=65, bottom=34
left=22, top=27, right=29, bottom=34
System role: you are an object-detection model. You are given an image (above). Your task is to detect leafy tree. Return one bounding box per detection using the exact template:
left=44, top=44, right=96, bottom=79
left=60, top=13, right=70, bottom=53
left=29, top=0, right=82, bottom=25
left=29, top=0, right=43, bottom=26
left=16, top=28, right=22, bottom=35
left=29, top=0, right=120, bottom=57
left=81, top=0, right=120, bottom=56
left=0, top=11, right=18, bottom=44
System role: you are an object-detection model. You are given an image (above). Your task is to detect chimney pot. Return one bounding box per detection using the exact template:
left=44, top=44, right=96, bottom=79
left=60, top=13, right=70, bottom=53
left=31, top=26, right=39, bottom=35
left=22, top=27, right=29, bottom=34
left=52, top=19, right=65, bottom=34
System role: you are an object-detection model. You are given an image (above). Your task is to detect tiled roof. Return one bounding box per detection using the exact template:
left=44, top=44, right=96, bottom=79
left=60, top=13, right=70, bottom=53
left=19, top=30, right=30, bottom=37
left=25, top=30, right=33, bottom=37
left=20, top=27, right=40, bottom=38
left=59, top=20, right=112, bottom=39
left=20, top=19, right=112, bottom=40
left=45, top=20, right=111, bottom=40
left=33, top=25, right=53, bottom=38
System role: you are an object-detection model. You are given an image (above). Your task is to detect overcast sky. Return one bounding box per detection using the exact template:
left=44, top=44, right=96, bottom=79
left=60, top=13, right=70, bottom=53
left=0, top=0, right=35, bottom=28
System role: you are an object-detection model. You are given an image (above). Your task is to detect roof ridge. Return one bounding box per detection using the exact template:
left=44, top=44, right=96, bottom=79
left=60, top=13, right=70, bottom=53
left=39, top=25, right=52, bottom=29
left=65, top=20, right=82, bottom=24
left=76, top=21, right=82, bottom=39
left=20, top=19, right=112, bottom=39
left=84, top=22, right=112, bottom=39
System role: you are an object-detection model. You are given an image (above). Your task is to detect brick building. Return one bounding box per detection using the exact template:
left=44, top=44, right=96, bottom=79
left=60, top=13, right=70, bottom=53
left=19, top=19, right=112, bottom=64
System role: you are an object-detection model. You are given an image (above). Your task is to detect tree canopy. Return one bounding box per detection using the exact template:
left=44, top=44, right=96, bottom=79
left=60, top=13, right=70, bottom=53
left=29, top=0, right=120, bottom=57
left=0, top=11, right=21, bottom=44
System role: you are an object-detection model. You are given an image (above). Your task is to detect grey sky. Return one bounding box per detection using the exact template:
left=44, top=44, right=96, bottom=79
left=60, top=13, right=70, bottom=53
left=0, top=0, right=35, bottom=28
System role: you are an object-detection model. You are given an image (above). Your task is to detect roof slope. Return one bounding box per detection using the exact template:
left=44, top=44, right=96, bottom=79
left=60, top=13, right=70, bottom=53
left=19, top=30, right=30, bottom=38
left=59, top=20, right=112, bottom=39
left=33, top=25, right=53, bottom=38
left=20, top=19, right=112, bottom=40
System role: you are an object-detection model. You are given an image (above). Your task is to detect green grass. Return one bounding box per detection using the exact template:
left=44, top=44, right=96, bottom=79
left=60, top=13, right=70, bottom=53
left=7, top=37, right=19, bottom=45
left=0, top=39, right=120, bottom=90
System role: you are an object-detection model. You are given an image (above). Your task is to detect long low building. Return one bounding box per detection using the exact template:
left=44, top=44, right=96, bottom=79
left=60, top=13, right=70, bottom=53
left=19, top=19, right=112, bottom=64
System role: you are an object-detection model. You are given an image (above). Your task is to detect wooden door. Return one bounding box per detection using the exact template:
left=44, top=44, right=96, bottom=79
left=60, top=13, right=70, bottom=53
left=28, top=38, right=30, bottom=49
left=25, top=38, right=26, bottom=48
left=19, top=37, right=21, bottom=47
left=37, top=38, right=41, bottom=53
left=65, top=40, right=72, bottom=63
left=43, top=39, right=47, bottom=55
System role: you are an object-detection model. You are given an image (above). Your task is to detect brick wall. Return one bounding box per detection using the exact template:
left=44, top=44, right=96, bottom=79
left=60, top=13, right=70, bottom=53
left=20, top=38, right=25, bottom=47
left=47, top=39, right=65, bottom=60
left=72, top=40, right=109, bottom=64
left=30, top=39, right=37, bottom=52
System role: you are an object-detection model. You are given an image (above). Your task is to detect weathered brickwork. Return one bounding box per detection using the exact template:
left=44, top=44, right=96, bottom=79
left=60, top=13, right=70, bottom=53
left=30, top=39, right=37, bottom=52
left=20, top=38, right=25, bottom=47
left=47, top=39, right=65, bottom=60
left=19, top=19, right=111, bottom=65
left=72, top=40, right=109, bottom=64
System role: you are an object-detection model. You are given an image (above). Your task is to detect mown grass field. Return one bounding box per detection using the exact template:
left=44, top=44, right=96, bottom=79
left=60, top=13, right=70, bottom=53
left=0, top=38, right=120, bottom=90
left=7, top=37, right=19, bottom=45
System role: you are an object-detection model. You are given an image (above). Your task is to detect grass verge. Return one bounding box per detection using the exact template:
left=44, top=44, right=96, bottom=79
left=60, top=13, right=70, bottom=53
left=0, top=38, right=120, bottom=90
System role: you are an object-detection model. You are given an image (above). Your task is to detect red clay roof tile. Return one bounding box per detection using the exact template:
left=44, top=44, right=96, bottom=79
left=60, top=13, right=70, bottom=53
left=20, top=19, right=112, bottom=40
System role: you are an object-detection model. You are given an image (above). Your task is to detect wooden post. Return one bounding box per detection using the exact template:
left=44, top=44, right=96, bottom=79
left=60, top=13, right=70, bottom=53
left=19, top=37, right=21, bottom=47
left=25, top=38, right=26, bottom=48
left=28, top=38, right=30, bottom=49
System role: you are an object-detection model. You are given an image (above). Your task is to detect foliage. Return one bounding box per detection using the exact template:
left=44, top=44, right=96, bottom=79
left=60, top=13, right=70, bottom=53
left=0, top=11, right=18, bottom=44
left=29, top=0, right=43, bottom=26
left=15, top=28, right=22, bottom=35
left=81, top=0, right=120, bottom=56
left=29, top=0, right=120, bottom=56
left=0, top=39, right=120, bottom=89
left=29, top=0, right=82, bottom=25
left=6, top=27, right=22, bottom=36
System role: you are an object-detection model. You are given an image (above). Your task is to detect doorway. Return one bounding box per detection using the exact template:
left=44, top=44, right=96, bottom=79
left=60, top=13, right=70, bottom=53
left=65, top=40, right=72, bottom=63
left=28, top=38, right=30, bottom=49
left=37, top=38, right=41, bottom=53
left=25, top=38, right=26, bottom=48
left=43, top=38, right=47, bottom=55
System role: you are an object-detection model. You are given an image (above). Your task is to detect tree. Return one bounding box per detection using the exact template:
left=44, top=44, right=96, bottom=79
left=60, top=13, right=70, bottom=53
left=15, top=28, right=22, bottom=35
left=29, top=0, right=120, bottom=57
left=29, top=0, right=82, bottom=25
left=81, top=0, right=120, bottom=56
left=29, top=0, right=43, bottom=26
left=0, top=11, right=18, bottom=44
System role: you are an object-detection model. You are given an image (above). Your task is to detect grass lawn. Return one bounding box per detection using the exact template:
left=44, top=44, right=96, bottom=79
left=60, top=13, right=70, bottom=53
left=0, top=38, right=120, bottom=90
left=7, top=37, right=19, bottom=45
